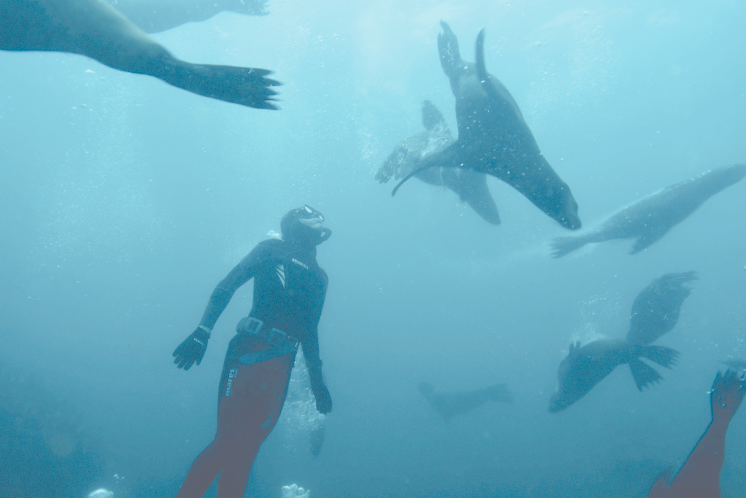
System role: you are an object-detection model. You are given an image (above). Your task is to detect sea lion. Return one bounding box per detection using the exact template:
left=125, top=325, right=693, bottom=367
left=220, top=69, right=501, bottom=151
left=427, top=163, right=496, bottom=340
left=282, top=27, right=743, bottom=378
left=108, top=0, right=268, bottom=34
left=627, top=272, right=697, bottom=345
left=0, top=0, right=279, bottom=109
left=551, top=164, right=746, bottom=257
left=392, top=22, right=581, bottom=230
left=418, top=381, right=512, bottom=422
left=648, top=370, right=746, bottom=498
left=377, top=100, right=501, bottom=225
left=549, top=339, right=679, bottom=413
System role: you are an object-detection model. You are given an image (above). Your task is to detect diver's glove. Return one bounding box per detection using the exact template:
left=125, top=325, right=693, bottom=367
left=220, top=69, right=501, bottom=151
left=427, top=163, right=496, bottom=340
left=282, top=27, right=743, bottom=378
left=308, top=364, right=332, bottom=414
left=172, top=326, right=210, bottom=370
left=311, top=379, right=332, bottom=414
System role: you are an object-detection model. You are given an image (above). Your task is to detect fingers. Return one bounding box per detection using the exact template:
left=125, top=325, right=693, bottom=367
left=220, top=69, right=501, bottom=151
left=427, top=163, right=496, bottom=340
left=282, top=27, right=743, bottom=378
left=173, top=353, right=194, bottom=370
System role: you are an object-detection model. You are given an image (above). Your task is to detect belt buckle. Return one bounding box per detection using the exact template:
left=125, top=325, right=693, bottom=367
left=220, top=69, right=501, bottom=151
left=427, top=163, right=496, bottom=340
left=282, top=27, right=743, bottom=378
left=266, top=328, right=286, bottom=347
left=241, top=317, right=264, bottom=336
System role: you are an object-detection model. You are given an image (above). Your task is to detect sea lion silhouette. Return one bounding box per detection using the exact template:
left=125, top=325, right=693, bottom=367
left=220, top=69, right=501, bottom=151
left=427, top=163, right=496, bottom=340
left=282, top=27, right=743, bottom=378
left=549, top=339, right=679, bottom=413
left=627, top=272, right=697, bottom=345
left=377, top=100, right=501, bottom=225
left=392, top=22, right=581, bottom=230
left=0, top=0, right=280, bottom=109
left=418, top=381, right=512, bottom=421
left=552, top=164, right=746, bottom=257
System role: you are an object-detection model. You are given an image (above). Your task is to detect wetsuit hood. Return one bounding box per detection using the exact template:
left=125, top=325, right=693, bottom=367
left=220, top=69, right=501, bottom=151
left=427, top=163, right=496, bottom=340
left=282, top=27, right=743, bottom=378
left=280, top=206, right=331, bottom=246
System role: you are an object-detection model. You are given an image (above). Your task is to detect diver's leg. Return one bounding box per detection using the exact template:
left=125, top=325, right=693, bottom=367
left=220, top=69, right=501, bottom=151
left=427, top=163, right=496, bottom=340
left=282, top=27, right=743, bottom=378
left=175, top=335, right=252, bottom=498
left=215, top=349, right=296, bottom=498
left=175, top=438, right=229, bottom=498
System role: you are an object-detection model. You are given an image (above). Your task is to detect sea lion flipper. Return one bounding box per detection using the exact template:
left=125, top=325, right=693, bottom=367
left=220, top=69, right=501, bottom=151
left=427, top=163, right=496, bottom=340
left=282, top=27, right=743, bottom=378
left=550, top=235, right=590, bottom=258
left=421, top=100, right=448, bottom=133
left=629, top=358, right=663, bottom=391
left=377, top=134, right=430, bottom=184
left=639, top=345, right=680, bottom=369
left=630, top=227, right=669, bottom=254
left=438, top=21, right=462, bottom=78
left=445, top=170, right=501, bottom=225
left=475, top=29, right=500, bottom=102
left=161, top=63, right=281, bottom=109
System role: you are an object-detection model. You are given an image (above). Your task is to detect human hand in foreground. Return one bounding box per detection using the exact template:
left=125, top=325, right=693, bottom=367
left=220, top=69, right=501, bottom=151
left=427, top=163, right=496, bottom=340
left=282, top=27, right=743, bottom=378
left=172, top=327, right=210, bottom=370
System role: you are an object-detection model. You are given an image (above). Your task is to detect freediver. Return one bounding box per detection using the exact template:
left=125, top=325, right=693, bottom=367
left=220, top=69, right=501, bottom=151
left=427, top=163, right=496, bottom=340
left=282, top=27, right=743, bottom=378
left=172, top=205, right=333, bottom=498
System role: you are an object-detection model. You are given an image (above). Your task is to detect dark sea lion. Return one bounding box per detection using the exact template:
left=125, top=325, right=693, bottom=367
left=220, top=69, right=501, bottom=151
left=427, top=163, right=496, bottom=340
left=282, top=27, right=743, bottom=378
left=392, top=22, right=581, bottom=230
left=0, top=0, right=279, bottom=109
left=377, top=100, right=501, bottom=225
left=627, top=272, right=697, bottom=345
left=551, top=164, right=746, bottom=258
left=418, top=381, right=512, bottom=422
left=107, top=0, right=269, bottom=34
left=549, top=339, right=679, bottom=413
left=648, top=370, right=745, bottom=498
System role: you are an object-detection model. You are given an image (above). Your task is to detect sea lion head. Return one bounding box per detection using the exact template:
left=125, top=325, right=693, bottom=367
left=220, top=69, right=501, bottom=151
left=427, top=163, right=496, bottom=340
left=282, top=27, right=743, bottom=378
left=533, top=180, right=581, bottom=230
left=281, top=205, right=331, bottom=246
left=549, top=342, right=583, bottom=413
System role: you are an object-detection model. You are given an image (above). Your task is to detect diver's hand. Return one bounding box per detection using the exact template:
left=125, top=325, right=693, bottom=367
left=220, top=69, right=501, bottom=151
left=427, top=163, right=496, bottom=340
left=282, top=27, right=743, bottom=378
left=172, top=327, right=210, bottom=370
left=311, top=380, right=332, bottom=414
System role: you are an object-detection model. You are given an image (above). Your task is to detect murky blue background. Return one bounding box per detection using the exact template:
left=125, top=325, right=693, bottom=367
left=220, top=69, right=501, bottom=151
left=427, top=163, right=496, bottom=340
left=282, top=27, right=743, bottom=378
left=1, top=0, right=745, bottom=497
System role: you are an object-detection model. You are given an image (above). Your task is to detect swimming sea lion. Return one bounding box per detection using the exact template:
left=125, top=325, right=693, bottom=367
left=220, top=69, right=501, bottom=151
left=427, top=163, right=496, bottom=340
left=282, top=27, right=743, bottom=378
left=549, top=339, right=679, bottom=413
left=0, top=0, right=279, bottom=109
left=648, top=370, right=745, bottom=498
left=551, top=164, right=746, bottom=257
left=627, top=272, right=697, bottom=345
left=418, top=381, right=512, bottom=422
left=108, top=0, right=268, bottom=34
left=392, top=22, right=581, bottom=230
left=377, top=100, right=501, bottom=225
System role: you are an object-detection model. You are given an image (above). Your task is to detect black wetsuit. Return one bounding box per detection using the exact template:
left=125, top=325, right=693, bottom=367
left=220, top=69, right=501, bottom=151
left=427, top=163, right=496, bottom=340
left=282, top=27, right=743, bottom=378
left=199, top=238, right=328, bottom=367
left=176, top=238, right=327, bottom=498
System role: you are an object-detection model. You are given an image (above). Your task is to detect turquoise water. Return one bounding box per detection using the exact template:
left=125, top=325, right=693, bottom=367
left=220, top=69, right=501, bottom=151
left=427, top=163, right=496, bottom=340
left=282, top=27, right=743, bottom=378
left=1, top=1, right=745, bottom=496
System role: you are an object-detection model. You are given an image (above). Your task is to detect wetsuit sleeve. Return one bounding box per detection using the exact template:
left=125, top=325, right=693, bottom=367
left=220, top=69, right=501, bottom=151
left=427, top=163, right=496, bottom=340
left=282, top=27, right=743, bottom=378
left=302, top=269, right=328, bottom=375
left=198, top=242, right=274, bottom=330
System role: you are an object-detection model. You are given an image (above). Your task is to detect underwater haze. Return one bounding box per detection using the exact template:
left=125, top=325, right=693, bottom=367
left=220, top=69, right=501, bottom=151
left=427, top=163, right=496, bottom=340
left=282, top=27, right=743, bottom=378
left=1, top=0, right=746, bottom=497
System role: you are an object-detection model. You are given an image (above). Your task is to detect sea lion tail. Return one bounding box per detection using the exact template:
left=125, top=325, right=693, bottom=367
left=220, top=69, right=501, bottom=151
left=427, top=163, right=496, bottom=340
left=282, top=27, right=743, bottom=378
left=550, top=235, right=588, bottom=258
left=629, top=359, right=664, bottom=391
left=475, top=30, right=500, bottom=101
left=438, top=21, right=462, bottom=78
